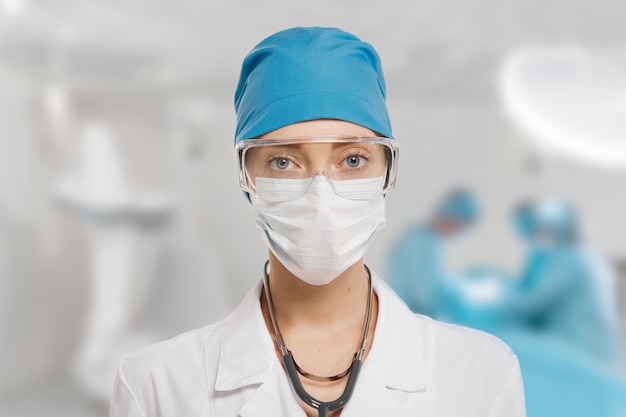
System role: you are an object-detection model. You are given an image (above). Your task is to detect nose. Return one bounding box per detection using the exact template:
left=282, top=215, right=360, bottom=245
left=311, top=170, right=331, bottom=179
left=301, top=142, right=334, bottom=178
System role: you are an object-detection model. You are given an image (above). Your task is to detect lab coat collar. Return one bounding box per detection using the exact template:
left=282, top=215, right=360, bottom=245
left=212, top=275, right=429, bottom=416
left=214, top=280, right=275, bottom=391
left=371, top=278, right=428, bottom=392
left=338, top=278, right=430, bottom=417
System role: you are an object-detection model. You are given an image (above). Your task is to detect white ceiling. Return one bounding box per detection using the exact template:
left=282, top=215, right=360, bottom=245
left=0, top=0, right=624, bottom=96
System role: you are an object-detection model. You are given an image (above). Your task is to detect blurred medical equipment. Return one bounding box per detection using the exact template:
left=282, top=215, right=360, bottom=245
left=52, top=104, right=236, bottom=406
left=0, top=3, right=234, bottom=407
left=499, top=45, right=626, bottom=168
left=385, top=188, right=480, bottom=318
left=55, top=123, right=173, bottom=402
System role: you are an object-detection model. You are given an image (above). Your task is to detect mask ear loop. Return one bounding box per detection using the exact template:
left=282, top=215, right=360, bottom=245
left=262, top=260, right=373, bottom=417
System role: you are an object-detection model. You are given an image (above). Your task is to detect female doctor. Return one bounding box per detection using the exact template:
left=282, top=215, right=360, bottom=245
left=109, top=27, right=526, bottom=417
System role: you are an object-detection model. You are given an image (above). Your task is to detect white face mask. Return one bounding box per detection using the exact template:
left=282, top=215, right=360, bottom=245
left=252, top=176, right=386, bottom=285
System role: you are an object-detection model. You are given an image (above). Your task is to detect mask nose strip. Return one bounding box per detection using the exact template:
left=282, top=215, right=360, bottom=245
left=311, top=170, right=330, bottom=179
left=306, top=173, right=340, bottom=196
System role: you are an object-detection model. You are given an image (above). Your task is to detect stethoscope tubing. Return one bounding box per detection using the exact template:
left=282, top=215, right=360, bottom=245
left=262, top=260, right=372, bottom=417
left=282, top=352, right=363, bottom=417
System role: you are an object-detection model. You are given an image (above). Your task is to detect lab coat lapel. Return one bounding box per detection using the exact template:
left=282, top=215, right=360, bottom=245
left=213, top=280, right=307, bottom=417
left=212, top=277, right=431, bottom=417
left=238, top=364, right=306, bottom=417
left=214, top=281, right=273, bottom=391
left=340, top=279, right=432, bottom=417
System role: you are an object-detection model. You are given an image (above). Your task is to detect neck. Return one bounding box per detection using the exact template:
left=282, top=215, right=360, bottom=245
left=260, top=252, right=379, bottom=410
left=263, top=252, right=371, bottom=331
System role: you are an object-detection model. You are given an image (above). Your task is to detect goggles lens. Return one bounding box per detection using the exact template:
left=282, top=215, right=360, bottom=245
left=236, top=137, right=398, bottom=200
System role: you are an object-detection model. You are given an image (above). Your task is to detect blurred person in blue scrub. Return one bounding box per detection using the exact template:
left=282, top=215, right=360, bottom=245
left=498, top=204, right=626, bottom=417
left=385, top=188, right=480, bottom=319
left=446, top=197, right=626, bottom=416
left=502, top=198, right=623, bottom=367
left=451, top=198, right=622, bottom=365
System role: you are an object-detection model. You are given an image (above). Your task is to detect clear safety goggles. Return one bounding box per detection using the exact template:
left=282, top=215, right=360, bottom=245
left=236, top=136, right=399, bottom=200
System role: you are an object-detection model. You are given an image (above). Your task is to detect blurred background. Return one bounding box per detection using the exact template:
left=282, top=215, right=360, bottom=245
left=0, top=0, right=624, bottom=416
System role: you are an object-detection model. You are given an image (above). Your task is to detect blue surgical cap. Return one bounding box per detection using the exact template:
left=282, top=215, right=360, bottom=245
left=434, top=189, right=480, bottom=222
left=514, top=199, right=579, bottom=244
left=234, top=27, right=393, bottom=142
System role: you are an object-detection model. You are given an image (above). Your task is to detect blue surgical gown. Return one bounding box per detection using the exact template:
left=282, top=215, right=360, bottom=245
left=451, top=247, right=626, bottom=416
left=504, top=246, right=621, bottom=366
left=385, top=225, right=458, bottom=319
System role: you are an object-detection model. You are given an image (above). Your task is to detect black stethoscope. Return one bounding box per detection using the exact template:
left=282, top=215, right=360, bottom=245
left=262, top=261, right=373, bottom=417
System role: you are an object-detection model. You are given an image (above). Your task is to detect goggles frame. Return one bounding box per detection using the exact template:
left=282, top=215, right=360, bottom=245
left=236, top=136, right=399, bottom=197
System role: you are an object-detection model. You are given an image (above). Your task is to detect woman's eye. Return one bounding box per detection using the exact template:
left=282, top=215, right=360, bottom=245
left=345, top=155, right=363, bottom=168
left=272, top=157, right=291, bottom=170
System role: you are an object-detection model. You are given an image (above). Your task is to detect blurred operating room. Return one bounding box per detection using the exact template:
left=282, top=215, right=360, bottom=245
left=0, top=0, right=625, bottom=416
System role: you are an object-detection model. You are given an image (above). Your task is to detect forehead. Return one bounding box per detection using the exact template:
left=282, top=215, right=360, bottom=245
left=259, top=119, right=377, bottom=140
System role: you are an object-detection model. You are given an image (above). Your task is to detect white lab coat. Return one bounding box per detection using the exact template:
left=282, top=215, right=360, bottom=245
left=110, top=276, right=526, bottom=416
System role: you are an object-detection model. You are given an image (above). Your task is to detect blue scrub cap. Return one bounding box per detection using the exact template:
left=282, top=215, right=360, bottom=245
left=434, top=189, right=480, bottom=222
left=514, top=199, right=579, bottom=244
left=234, top=27, right=393, bottom=142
